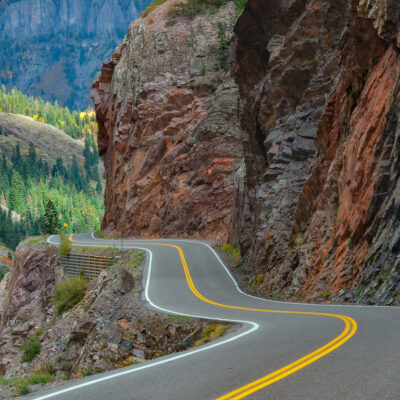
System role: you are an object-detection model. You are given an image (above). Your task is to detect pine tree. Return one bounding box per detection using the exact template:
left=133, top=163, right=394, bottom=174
left=41, top=199, right=59, bottom=234
left=9, top=170, right=26, bottom=214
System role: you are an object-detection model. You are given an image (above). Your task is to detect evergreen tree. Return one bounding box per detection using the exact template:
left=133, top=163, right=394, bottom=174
left=9, top=171, right=26, bottom=213
left=41, top=199, right=59, bottom=234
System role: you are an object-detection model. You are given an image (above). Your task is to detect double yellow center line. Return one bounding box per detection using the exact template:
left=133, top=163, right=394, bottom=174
left=69, top=235, right=357, bottom=400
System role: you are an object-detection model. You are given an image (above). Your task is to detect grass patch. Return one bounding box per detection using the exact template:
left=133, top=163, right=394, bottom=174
left=27, top=373, right=53, bottom=385
left=51, top=274, right=87, bottom=314
left=234, top=0, right=246, bottom=16
left=321, top=292, right=331, bottom=300
left=27, top=236, right=44, bottom=246
left=194, top=324, right=230, bottom=347
left=142, top=0, right=169, bottom=17
left=124, top=250, right=144, bottom=271
left=168, top=314, right=191, bottom=323
left=168, top=0, right=229, bottom=24
left=223, top=243, right=241, bottom=266
left=0, top=370, right=55, bottom=396
left=0, top=378, right=30, bottom=396
left=20, top=329, right=42, bottom=363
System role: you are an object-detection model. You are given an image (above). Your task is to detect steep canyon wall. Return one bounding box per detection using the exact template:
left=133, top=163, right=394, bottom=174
left=96, top=0, right=400, bottom=303
left=92, top=0, right=242, bottom=242
left=232, top=0, right=400, bottom=303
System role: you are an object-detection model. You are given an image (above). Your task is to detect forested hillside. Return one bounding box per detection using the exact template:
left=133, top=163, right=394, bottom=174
left=0, top=86, right=97, bottom=139
left=0, top=91, right=104, bottom=250
left=0, top=0, right=152, bottom=109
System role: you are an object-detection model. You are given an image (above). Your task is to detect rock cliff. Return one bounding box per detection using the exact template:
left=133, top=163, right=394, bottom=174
left=95, top=0, right=400, bottom=304
left=232, top=0, right=400, bottom=303
left=92, top=0, right=242, bottom=242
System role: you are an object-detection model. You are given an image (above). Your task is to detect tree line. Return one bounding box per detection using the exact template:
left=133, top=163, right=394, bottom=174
left=0, top=86, right=97, bottom=139
left=0, top=140, right=104, bottom=249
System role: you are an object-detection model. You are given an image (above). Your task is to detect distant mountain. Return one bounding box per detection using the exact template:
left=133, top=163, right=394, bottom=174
left=0, top=0, right=152, bottom=109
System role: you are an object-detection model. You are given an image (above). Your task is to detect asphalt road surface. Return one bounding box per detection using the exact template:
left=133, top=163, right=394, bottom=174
left=24, top=233, right=400, bottom=400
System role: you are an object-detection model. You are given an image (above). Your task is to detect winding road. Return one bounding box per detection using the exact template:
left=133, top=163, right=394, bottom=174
left=25, top=234, right=400, bottom=399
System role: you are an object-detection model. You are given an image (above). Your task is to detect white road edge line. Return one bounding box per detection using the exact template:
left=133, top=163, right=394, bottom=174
left=89, top=233, right=398, bottom=310
left=33, top=236, right=259, bottom=400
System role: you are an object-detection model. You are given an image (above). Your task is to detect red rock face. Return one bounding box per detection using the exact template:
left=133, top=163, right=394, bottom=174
left=232, top=0, right=400, bottom=303
left=92, top=0, right=242, bottom=242
left=94, top=0, right=400, bottom=303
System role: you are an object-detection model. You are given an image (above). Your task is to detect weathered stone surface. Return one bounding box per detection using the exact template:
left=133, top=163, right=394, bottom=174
left=93, top=0, right=400, bottom=304
left=231, top=0, right=400, bottom=303
left=92, top=0, right=242, bottom=242
left=0, top=243, right=210, bottom=383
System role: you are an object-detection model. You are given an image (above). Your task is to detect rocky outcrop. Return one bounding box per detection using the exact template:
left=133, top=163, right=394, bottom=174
left=94, top=0, right=400, bottom=304
left=0, top=0, right=152, bottom=108
left=231, top=0, right=400, bottom=303
left=92, top=0, right=242, bottom=242
left=0, top=242, right=214, bottom=384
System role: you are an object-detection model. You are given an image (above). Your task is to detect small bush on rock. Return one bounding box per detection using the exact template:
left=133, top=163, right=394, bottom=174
left=51, top=274, right=87, bottom=314
left=59, top=231, right=71, bottom=257
left=20, top=329, right=42, bottom=362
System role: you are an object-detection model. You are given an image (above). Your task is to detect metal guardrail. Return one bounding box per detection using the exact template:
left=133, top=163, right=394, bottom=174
left=61, top=253, right=120, bottom=279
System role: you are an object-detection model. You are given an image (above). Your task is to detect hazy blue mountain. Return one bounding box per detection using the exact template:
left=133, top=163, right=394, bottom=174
left=0, top=0, right=152, bottom=109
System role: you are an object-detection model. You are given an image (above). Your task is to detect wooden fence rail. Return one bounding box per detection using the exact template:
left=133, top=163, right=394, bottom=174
left=61, top=254, right=120, bottom=279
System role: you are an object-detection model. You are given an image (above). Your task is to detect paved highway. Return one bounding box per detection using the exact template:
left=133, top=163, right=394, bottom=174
left=24, top=234, right=400, bottom=399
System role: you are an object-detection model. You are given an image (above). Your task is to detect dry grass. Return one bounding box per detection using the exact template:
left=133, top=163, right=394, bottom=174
left=0, top=113, right=84, bottom=166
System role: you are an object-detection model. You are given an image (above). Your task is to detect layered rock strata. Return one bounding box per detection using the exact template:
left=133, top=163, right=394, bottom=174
left=92, top=0, right=242, bottom=242
left=232, top=0, right=400, bottom=303
left=95, top=0, right=400, bottom=304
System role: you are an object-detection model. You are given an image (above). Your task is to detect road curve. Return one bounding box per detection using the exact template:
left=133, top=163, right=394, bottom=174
left=25, top=234, right=400, bottom=400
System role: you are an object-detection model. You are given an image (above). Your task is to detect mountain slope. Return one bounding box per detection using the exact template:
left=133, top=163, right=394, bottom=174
left=0, top=113, right=84, bottom=166
left=0, top=0, right=152, bottom=109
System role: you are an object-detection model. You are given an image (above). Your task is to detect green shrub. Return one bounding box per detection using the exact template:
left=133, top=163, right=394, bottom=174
left=20, top=330, right=42, bottom=363
left=14, top=380, right=30, bottom=396
left=27, top=373, right=53, bottom=385
left=95, top=229, right=106, bottom=238
left=322, top=292, right=331, bottom=300
left=194, top=324, right=230, bottom=347
left=234, top=0, right=246, bottom=16
left=216, top=22, right=230, bottom=71
left=169, top=0, right=228, bottom=21
left=346, top=239, right=354, bottom=250
left=223, top=243, right=241, bottom=266
left=142, top=0, right=169, bottom=17
left=125, top=250, right=144, bottom=270
left=59, top=231, right=71, bottom=257
left=51, top=274, right=87, bottom=314
left=168, top=314, right=191, bottom=323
